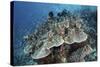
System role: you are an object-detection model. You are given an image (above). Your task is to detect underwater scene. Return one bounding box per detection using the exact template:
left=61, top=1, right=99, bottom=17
left=11, top=1, right=97, bottom=66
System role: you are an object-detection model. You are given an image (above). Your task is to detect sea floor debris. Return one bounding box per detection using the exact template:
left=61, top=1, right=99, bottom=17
left=23, top=9, right=97, bottom=64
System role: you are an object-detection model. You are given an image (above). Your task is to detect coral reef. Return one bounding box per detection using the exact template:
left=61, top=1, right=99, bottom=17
left=23, top=9, right=97, bottom=64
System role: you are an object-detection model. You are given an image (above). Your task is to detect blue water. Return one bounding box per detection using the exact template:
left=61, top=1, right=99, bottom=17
left=13, top=1, right=97, bottom=65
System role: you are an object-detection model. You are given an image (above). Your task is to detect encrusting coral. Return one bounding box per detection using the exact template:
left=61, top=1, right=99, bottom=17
left=23, top=9, right=94, bottom=64
left=68, top=45, right=93, bottom=62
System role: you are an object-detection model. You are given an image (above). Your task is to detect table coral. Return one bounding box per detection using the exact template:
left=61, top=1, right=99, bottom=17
left=23, top=9, right=96, bottom=64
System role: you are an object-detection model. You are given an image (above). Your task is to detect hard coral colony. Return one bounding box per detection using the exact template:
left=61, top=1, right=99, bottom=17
left=23, top=9, right=96, bottom=64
